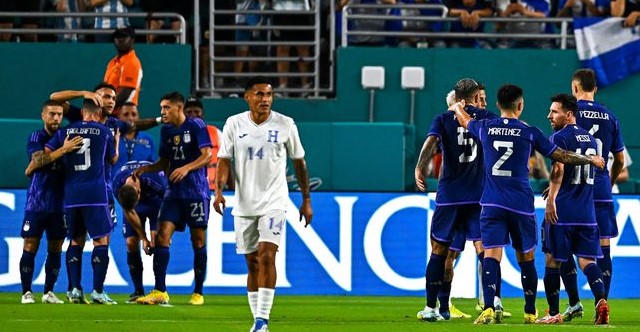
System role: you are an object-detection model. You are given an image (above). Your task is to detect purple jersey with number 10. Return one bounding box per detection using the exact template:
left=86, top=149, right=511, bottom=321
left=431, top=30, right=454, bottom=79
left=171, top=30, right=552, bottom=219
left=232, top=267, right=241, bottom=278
left=427, top=105, right=499, bottom=205
left=549, top=125, right=597, bottom=225
left=46, top=121, right=116, bottom=207
left=467, top=117, right=557, bottom=215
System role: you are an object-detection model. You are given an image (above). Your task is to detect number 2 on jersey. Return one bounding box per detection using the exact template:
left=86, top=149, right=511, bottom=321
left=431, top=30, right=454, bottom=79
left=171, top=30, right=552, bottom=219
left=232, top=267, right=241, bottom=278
left=492, top=140, right=513, bottom=176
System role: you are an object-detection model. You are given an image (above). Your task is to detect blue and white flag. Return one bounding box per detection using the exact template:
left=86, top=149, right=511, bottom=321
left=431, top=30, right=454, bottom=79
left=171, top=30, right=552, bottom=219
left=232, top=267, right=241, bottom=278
left=574, top=17, right=640, bottom=87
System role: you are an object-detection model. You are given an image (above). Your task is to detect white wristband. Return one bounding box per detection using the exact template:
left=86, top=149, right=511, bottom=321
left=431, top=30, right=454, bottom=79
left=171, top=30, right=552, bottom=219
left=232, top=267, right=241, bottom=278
left=156, top=117, right=162, bottom=125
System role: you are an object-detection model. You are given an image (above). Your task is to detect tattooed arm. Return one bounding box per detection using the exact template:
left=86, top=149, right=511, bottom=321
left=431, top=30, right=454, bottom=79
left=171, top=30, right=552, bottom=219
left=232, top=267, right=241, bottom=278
left=25, top=135, right=84, bottom=176
left=415, top=135, right=439, bottom=192
left=549, top=148, right=605, bottom=169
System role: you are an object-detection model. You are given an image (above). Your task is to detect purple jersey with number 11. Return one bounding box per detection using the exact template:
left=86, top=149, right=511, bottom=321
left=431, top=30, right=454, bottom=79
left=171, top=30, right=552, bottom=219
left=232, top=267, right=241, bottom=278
left=467, top=118, right=557, bottom=215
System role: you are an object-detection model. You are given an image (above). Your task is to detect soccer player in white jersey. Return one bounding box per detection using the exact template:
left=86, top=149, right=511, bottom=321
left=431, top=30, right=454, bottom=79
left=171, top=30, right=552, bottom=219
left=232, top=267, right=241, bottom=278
left=214, top=76, right=313, bottom=332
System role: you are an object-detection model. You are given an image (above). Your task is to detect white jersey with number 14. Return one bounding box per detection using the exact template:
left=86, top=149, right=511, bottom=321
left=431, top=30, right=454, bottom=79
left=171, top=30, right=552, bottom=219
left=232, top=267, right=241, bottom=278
left=218, top=111, right=305, bottom=216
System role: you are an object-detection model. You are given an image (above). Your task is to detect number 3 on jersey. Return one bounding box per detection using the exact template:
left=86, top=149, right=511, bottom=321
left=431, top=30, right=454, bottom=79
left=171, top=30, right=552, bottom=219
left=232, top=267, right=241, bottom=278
left=74, top=138, right=91, bottom=171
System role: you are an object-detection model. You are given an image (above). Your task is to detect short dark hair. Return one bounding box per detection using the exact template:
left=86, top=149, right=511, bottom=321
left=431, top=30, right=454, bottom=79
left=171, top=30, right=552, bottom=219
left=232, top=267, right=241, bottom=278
left=161, top=91, right=185, bottom=104
left=496, top=84, right=524, bottom=110
left=93, top=82, right=116, bottom=93
left=123, top=101, right=136, bottom=107
left=454, top=78, right=480, bottom=102
left=82, top=98, right=101, bottom=114
left=550, top=94, right=578, bottom=115
left=244, top=76, right=274, bottom=92
left=117, top=184, right=138, bottom=210
left=478, top=82, right=485, bottom=91
left=572, top=69, right=597, bottom=92
left=184, top=97, right=203, bottom=110
left=42, top=99, right=63, bottom=111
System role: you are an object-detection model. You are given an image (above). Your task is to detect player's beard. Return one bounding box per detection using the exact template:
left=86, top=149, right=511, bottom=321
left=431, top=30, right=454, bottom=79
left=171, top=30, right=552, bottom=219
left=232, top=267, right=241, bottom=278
left=47, top=123, right=60, bottom=132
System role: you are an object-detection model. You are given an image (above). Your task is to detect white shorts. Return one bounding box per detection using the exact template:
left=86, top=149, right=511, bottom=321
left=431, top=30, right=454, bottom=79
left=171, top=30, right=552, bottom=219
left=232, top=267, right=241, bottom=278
left=234, top=210, right=286, bottom=254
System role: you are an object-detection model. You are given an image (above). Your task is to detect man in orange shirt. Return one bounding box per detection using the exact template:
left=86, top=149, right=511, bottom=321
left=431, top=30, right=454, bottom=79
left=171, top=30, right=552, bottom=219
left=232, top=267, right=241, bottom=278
left=183, top=97, right=233, bottom=191
left=104, top=26, right=143, bottom=112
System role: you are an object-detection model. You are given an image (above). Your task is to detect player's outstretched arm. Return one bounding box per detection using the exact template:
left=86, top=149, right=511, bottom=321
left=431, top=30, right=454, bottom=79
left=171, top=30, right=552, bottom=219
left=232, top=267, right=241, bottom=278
left=544, top=162, right=565, bottom=225
left=25, top=135, right=84, bottom=176
left=133, top=157, right=169, bottom=178
left=169, top=146, right=212, bottom=183
left=293, top=158, right=313, bottom=227
left=415, top=135, right=439, bottom=192
left=213, top=157, right=231, bottom=215
left=132, top=117, right=162, bottom=132
left=550, top=148, right=605, bottom=169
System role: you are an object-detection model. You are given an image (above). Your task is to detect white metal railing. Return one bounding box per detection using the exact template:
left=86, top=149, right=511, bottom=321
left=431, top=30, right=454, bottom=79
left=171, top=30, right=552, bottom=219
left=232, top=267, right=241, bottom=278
left=0, top=12, right=186, bottom=44
left=198, top=0, right=333, bottom=98
left=342, top=4, right=575, bottom=50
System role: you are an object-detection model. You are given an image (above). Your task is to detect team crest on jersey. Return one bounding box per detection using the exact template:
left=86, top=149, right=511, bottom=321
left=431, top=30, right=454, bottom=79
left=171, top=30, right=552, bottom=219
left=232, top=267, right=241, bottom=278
left=173, top=135, right=181, bottom=145
left=184, top=131, right=191, bottom=143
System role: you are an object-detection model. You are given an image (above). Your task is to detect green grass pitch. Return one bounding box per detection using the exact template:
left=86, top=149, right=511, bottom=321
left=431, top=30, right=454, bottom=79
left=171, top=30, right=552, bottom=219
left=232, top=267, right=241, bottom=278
left=2, top=294, right=640, bottom=331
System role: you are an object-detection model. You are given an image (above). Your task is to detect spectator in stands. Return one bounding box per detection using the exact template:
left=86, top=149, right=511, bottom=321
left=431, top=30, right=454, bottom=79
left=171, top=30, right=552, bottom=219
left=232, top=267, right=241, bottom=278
left=447, top=0, right=494, bottom=48
left=496, top=0, right=552, bottom=49
left=51, top=0, right=89, bottom=42
left=88, top=0, right=133, bottom=43
left=140, top=0, right=191, bottom=43
left=556, top=0, right=609, bottom=47
left=340, top=0, right=398, bottom=47
left=557, top=0, right=610, bottom=18
left=0, top=0, right=42, bottom=42
left=272, top=0, right=314, bottom=96
left=395, top=0, right=447, bottom=48
left=233, top=0, right=266, bottom=94
left=113, top=102, right=156, bottom=178
left=103, top=26, right=143, bottom=111
left=611, top=0, right=640, bottom=27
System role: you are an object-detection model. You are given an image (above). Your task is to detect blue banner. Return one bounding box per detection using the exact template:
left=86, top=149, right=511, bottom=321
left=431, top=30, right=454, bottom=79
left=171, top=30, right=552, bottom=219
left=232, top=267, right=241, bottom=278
left=574, top=17, right=640, bottom=87
left=1, top=190, right=639, bottom=298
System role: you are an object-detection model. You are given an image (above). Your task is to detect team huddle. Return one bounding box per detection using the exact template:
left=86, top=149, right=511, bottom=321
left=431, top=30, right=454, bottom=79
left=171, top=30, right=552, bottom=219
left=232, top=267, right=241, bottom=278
left=19, top=77, right=313, bottom=332
left=415, top=69, right=624, bottom=325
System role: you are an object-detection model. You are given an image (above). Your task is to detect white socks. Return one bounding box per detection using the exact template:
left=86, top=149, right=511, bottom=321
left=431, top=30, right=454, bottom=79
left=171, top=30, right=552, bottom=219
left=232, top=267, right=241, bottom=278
left=256, top=288, right=275, bottom=320
left=248, top=291, right=258, bottom=318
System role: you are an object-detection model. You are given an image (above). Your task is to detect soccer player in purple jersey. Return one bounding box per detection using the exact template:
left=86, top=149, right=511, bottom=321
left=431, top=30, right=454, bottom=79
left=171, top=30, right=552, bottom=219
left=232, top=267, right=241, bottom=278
left=556, top=70, right=626, bottom=320
left=45, top=99, right=119, bottom=304
left=451, top=84, right=605, bottom=324
left=113, top=160, right=167, bottom=303
left=537, top=94, right=609, bottom=325
left=19, top=100, right=83, bottom=304
left=133, top=92, right=212, bottom=306
left=50, top=82, right=161, bottom=298
left=415, top=79, right=500, bottom=322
